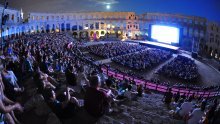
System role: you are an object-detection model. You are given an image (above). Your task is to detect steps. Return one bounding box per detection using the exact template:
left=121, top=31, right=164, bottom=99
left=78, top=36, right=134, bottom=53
left=97, top=93, right=184, bottom=124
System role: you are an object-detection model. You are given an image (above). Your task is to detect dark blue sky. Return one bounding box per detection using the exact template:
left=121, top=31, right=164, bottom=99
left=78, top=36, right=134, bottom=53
left=1, top=0, right=220, bottom=22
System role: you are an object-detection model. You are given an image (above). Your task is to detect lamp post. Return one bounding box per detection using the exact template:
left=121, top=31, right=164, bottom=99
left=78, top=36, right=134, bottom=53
left=1, top=0, right=8, bottom=53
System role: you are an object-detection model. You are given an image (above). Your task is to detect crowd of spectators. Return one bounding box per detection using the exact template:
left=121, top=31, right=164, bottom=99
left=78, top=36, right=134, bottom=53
left=112, top=49, right=172, bottom=70
left=163, top=88, right=220, bottom=124
left=158, top=55, right=199, bottom=81
left=87, top=42, right=146, bottom=58
left=0, top=32, right=218, bottom=124
left=0, top=33, right=146, bottom=124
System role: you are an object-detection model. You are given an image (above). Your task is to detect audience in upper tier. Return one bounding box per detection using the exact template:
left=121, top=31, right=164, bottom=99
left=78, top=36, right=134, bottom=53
left=87, top=42, right=146, bottom=58
left=158, top=55, right=199, bottom=81
left=0, top=32, right=218, bottom=124
left=112, top=49, right=172, bottom=70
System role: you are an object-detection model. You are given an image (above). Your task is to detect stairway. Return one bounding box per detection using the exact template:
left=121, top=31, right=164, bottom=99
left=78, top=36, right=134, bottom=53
left=97, top=93, right=184, bottom=124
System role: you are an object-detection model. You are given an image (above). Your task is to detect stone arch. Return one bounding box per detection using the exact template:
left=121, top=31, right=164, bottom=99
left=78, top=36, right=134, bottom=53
left=79, top=25, right=83, bottom=30
left=16, top=27, right=20, bottom=37
left=41, top=26, right=45, bottom=33
left=101, top=31, right=105, bottom=35
left=52, top=24, right=55, bottom=32
left=96, top=31, right=99, bottom=37
left=22, top=26, right=26, bottom=35
left=80, top=31, right=88, bottom=38
left=72, top=25, right=77, bottom=31
left=36, top=25, right=40, bottom=33
left=90, top=24, right=94, bottom=30
left=66, top=23, right=70, bottom=31
left=90, top=31, right=94, bottom=37
left=61, top=23, right=65, bottom=31
left=46, top=24, right=50, bottom=33
left=73, top=32, right=78, bottom=38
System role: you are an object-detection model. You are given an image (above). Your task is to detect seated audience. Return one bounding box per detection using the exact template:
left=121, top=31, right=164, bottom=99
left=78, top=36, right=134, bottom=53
left=158, top=55, right=199, bottom=81
left=84, top=75, right=110, bottom=118
left=112, top=49, right=172, bottom=70
left=0, top=74, right=23, bottom=124
left=87, top=42, right=146, bottom=58
left=163, top=88, right=173, bottom=108
left=175, top=97, right=193, bottom=119
left=43, top=87, right=79, bottom=119
left=188, top=103, right=205, bottom=124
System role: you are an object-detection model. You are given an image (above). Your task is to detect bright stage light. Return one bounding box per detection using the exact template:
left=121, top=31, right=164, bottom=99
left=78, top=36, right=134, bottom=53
left=151, top=25, right=180, bottom=44
left=106, top=5, right=111, bottom=10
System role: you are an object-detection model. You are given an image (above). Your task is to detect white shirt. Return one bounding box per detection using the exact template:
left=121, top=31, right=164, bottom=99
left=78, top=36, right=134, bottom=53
left=188, top=108, right=204, bottom=124
left=179, top=102, right=193, bottom=117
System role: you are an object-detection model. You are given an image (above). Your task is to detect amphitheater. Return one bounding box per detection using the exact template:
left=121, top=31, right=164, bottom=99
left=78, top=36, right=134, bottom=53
left=0, top=2, right=219, bottom=124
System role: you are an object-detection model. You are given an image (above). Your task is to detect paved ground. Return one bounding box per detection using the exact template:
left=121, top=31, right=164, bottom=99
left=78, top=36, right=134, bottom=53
left=83, top=41, right=220, bottom=87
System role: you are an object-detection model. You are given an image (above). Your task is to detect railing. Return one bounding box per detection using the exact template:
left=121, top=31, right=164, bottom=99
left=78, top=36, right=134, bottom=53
left=101, top=66, right=220, bottom=98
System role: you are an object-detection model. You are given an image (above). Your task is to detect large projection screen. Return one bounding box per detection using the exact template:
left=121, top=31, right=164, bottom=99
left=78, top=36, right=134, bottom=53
left=151, top=25, right=180, bottom=44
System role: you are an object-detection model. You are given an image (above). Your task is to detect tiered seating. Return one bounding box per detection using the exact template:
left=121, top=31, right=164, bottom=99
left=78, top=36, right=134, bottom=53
left=158, top=55, right=199, bottom=80
left=87, top=42, right=146, bottom=58
left=0, top=33, right=219, bottom=124
left=112, top=49, right=172, bottom=70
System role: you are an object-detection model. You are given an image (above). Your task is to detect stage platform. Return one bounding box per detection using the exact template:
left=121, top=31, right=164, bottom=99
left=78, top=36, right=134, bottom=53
left=128, top=40, right=179, bottom=53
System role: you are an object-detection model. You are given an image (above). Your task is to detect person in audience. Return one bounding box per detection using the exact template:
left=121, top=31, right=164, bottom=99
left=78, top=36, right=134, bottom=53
left=84, top=75, right=110, bottom=118
left=212, top=104, right=220, bottom=124
left=75, top=66, right=89, bottom=93
left=206, top=99, right=218, bottom=124
left=181, top=93, right=186, bottom=100
left=187, top=103, right=206, bottom=124
left=65, top=65, right=77, bottom=86
left=174, top=92, right=180, bottom=103
left=0, top=32, right=218, bottom=124
left=0, top=74, right=23, bottom=124
left=176, top=97, right=193, bottom=119
left=124, top=84, right=138, bottom=100
left=1, top=67, right=23, bottom=100
left=43, top=87, right=79, bottom=120
left=137, top=85, right=143, bottom=97
left=22, top=52, right=34, bottom=77
left=163, top=88, right=173, bottom=109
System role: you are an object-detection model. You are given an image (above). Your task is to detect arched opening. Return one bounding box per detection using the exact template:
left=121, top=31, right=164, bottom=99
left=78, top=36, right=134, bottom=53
left=46, top=24, right=50, bottom=33
left=79, top=25, right=83, bottom=30
left=41, top=27, right=45, bottom=33
left=73, top=32, right=78, bottom=38
left=61, top=23, right=65, bottom=31
left=96, top=31, right=99, bottom=37
left=72, top=25, right=77, bottom=31
left=52, top=24, right=55, bottom=32
left=90, top=24, right=94, bottom=30
left=90, top=31, right=94, bottom=37
left=22, top=26, right=25, bottom=35
left=56, top=24, right=60, bottom=32
left=66, top=23, right=70, bottom=31
left=101, top=31, right=105, bottom=35
left=79, top=31, right=88, bottom=39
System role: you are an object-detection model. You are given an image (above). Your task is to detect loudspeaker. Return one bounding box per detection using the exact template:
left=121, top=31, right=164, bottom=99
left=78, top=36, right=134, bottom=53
left=192, top=52, right=198, bottom=59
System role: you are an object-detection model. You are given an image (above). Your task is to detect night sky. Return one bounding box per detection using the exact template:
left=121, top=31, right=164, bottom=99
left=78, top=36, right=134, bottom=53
left=1, top=0, right=220, bottom=22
